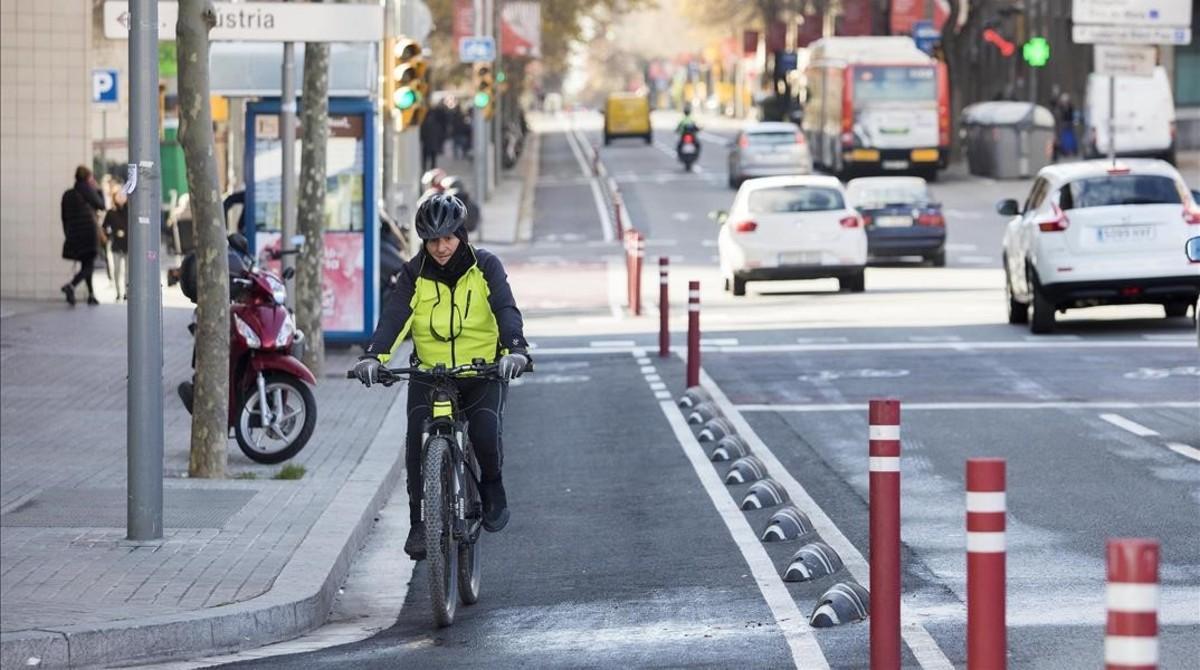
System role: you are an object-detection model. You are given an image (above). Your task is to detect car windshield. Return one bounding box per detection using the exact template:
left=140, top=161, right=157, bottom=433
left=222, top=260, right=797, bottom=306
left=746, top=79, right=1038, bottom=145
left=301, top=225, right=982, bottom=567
left=848, top=182, right=930, bottom=208
left=1061, top=175, right=1182, bottom=209
left=746, top=131, right=798, bottom=146
left=749, top=186, right=845, bottom=213
left=852, top=66, right=937, bottom=103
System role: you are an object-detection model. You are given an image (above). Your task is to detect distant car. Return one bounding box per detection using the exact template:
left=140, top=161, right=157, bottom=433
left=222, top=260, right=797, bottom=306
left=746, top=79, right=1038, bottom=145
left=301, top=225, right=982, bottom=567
left=603, top=93, right=651, bottom=145
left=716, top=175, right=867, bottom=296
left=1085, top=66, right=1175, bottom=163
left=846, top=176, right=946, bottom=266
left=727, top=122, right=813, bottom=189
left=998, top=159, right=1200, bottom=334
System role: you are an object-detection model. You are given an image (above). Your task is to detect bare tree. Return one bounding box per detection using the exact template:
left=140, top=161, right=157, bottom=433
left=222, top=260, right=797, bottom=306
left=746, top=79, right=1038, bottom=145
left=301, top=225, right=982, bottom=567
left=941, top=0, right=991, bottom=161
left=177, top=0, right=229, bottom=478
left=296, top=5, right=330, bottom=376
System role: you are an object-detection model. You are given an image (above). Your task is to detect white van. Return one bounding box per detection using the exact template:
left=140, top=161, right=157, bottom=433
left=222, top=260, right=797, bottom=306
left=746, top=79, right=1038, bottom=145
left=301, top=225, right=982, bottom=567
left=1085, top=66, right=1175, bottom=163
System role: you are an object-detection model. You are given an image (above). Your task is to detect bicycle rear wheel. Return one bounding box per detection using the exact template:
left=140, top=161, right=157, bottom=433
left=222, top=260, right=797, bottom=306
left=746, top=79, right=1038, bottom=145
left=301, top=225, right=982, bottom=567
left=458, top=474, right=482, bottom=605
left=423, top=437, right=459, bottom=627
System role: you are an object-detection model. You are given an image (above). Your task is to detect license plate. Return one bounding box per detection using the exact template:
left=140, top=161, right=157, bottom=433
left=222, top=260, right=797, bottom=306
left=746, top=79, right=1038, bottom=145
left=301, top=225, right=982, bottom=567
left=875, top=215, right=912, bottom=228
left=779, top=252, right=820, bottom=265
left=681, top=144, right=697, bottom=154
left=1097, top=225, right=1155, bottom=242
left=882, top=160, right=909, bottom=170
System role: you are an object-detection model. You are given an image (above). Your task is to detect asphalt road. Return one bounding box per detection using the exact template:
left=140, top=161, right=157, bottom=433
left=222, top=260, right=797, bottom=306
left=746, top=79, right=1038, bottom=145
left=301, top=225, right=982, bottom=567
left=214, top=112, right=1199, bottom=669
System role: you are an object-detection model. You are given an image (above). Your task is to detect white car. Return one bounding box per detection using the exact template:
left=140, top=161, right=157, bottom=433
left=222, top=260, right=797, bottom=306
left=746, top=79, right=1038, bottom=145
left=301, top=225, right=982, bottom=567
left=998, top=159, right=1200, bottom=334
left=717, top=176, right=867, bottom=296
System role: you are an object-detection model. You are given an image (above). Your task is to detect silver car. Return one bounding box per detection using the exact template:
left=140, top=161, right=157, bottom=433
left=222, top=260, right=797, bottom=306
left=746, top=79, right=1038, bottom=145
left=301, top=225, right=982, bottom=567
left=727, top=122, right=814, bottom=189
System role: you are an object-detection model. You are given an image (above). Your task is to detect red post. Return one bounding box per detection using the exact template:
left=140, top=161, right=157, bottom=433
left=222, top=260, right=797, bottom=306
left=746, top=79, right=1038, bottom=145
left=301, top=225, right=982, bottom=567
left=686, top=281, right=700, bottom=388
left=613, top=198, right=623, bottom=238
left=624, top=231, right=635, bottom=310
left=869, top=399, right=901, bottom=670
left=633, top=232, right=645, bottom=316
left=658, top=257, right=670, bottom=358
left=1106, top=538, right=1159, bottom=670
left=966, top=458, right=1006, bottom=670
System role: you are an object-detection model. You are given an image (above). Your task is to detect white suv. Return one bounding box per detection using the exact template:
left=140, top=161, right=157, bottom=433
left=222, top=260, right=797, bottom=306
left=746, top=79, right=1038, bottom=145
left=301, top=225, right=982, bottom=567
left=998, top=159, right=1200, bottom=333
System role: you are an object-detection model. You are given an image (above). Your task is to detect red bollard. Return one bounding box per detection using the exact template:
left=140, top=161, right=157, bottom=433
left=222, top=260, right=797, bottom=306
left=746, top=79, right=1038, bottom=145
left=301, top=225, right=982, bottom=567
left=686, top=281, right=700, bottom=388
left=658, top=257, right=670, bottom=358
left=632, top=232, right=645, bottom=316
left=624, top=231, right=634, bottom=309
left=614, top=199, right=624, bottom=238
left=1106, top=538, right=1159, bottom=670
left=966, top=458, right=1006, bottom=670
left=868, top=399, right=901, bottom=670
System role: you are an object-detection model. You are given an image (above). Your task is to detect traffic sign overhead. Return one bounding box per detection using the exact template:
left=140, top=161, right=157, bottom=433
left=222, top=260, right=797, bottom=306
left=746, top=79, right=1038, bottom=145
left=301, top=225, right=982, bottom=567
left=1093, top=44, right=1158, bottom=77
left=459, top=36, right=497, bottom=63
left=1071, top=0, right=1192, bottom=27
left=1071, top=24, right=1192, bottom=45
left=103, top=1, right=383, bottom=42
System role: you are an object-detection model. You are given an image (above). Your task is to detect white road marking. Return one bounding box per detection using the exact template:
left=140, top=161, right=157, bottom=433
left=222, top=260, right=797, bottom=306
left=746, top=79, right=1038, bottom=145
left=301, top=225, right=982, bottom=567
left=606, top=256, right=624, bottom=320
left=737, top=401, right=1199, bottom=412
left=696, top=366, right=955, bottom=670
left=672, top=211, right=692, bottom=222
left=908, top=335, right=963, bottom=343
left=944, top=242, right=979, bottom=251
left=957, top=255, right=996, bottom=264
left=654, top=390, right=673, bottom=400
left=646, top=238, right=679, bottom=247
left=796, top=336, right=850, bottom=344
left=700, top=338, right=739, bottom=346
left=1166, top=443, right=1200, bottom=462
left=1023, top=334, right=1081, bottom=341
left=589, top=339, right=637, bottom=347
left=701, top=239, right=718, bottom=247
left=1142, top=334, right=1195, bottom=341
left=1099, top=413, right=1160, bottom=437
left=658, top=401, right=830, bottom=669
left=528, top=339, right=1194, bottom=356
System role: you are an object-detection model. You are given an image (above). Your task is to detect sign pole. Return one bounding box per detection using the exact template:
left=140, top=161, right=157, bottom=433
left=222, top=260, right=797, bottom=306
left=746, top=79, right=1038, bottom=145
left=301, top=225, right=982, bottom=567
left=1108, top=73, right=1116, bottom=166
left=280, top=37, right=297, bottom=307
left=126, top=0, right=164, bottom=541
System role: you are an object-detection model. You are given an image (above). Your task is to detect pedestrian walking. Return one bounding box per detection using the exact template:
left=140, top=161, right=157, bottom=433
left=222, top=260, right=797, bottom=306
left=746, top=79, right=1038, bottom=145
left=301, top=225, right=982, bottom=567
left=454, top=106, right=472, bottom=159
left=102, top=185, right=129, bottom=301
left=419, top=104, right=446, bottom=171
left=60, top=165, right=106, bottom=306
left=1053, top=92, right=1078, bottom=160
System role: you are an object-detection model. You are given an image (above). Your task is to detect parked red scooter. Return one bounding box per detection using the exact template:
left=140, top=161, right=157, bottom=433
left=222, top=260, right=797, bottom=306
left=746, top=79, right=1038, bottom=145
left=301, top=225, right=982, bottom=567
left=173, top=234, right=317, bottom=464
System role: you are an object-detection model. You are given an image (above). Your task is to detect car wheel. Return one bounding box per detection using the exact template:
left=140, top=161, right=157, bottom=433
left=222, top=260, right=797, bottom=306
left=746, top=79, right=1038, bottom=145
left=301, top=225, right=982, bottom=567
left=731, top=275, right=747, bottom=297
left=1164, top=301, right=1190, bottom=318
left=839, top=271, right=865, bottom=293
left=1005, top=269, right=1029, bottom=325
left=728, top=173, right=737, bottom=189
left=644, top=133, right=652, bottom=145
left=928, top=250, right=946, bottom=267
left=1029, top=285, right=1055, bottom=334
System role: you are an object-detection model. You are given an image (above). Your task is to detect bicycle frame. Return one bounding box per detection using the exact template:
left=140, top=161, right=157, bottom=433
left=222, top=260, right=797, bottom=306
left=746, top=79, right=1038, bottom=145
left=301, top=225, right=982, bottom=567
left=420, top=377, right=483, bottom=544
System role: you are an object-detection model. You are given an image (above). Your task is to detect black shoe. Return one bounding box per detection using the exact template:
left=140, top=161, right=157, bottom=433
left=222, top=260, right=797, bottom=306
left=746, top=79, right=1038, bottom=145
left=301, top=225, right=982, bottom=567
left=481, top=479, right=509, bottom=532
left=86, top=295, right=100, bottom=306
left=177, top=381, right=194, bottom=414
left=61, top=284, right=76, bottom=306
left=404, top=522, right=426, bottom=561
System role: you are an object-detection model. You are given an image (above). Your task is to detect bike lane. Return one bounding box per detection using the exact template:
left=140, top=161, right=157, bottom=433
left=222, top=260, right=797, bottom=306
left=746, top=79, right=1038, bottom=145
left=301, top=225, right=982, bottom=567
left=221, top=351, right=795, bottom=668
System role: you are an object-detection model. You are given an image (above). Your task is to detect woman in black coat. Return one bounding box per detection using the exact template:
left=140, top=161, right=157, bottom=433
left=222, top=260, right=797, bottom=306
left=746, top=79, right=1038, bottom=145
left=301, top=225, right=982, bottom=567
left=61, top=166, right=106, bottom=305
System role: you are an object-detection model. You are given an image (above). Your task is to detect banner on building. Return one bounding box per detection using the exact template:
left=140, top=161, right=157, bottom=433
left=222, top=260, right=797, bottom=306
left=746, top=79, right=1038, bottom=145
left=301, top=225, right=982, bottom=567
left=743, top=29, right=760, bottom=56
left=452, top=0, right=474, bottom=46
left=501, top=2, right=541, bottom=57
left=797, top=13, right=822, bottom=48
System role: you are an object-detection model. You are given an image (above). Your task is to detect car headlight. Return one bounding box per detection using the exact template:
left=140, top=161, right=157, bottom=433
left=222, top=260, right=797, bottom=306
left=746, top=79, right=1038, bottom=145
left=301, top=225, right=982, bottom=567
left=275, top=312, right=295, bottom=349
left=267, top=274, right=287, bottom=305
left=234, top=314, right=261, bottom=349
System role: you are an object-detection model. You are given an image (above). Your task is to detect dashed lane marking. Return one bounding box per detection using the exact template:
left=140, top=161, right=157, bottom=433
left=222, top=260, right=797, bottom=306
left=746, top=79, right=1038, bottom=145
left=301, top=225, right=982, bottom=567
left=1166, top=443, right=1200, bottom=462
left=589, top=339, right=637, bottom=347
left=956, top=255, right=995, bottom=264
left=737, top=401, right=1199, bottom=413
left=1099, top=413, right=1161, bottom=437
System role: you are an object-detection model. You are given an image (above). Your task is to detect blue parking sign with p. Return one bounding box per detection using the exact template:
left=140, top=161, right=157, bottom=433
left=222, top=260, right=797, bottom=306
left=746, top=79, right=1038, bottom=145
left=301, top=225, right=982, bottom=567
left=92, top=69, right=118, bottom=104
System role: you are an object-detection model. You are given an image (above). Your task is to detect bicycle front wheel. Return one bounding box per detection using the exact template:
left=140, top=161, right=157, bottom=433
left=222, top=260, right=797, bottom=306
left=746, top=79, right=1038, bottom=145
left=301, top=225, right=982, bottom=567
left=423, top=437, right=459, bottom=627
left=458, top=473, right=482, bottom=605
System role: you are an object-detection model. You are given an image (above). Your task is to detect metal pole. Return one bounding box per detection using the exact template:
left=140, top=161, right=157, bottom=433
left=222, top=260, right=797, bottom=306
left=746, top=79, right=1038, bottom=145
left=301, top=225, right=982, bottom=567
left=280, top=40, right=297, bottom=307
left=1108, top=74, right=1116, bottom=165
left=126, top=0, right=164, bottom=541
left=491, top=0, right=502, bottom=192
left=473, top=0, right=488, bottom=201
left=101, top=109, right=109, bottom=171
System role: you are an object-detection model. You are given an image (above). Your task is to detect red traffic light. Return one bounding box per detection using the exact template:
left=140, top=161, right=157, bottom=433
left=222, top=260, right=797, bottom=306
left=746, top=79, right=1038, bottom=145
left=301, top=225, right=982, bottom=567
left=983, top=29, right=1015, bottom=58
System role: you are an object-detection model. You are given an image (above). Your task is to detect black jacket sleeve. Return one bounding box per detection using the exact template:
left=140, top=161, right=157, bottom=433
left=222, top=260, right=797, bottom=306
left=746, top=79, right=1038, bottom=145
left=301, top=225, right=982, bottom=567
left=476, top=249, right=529, bottom=355
left=364, top=257, right=419, bottom=358
left=77, top=183, right=105, bottom=212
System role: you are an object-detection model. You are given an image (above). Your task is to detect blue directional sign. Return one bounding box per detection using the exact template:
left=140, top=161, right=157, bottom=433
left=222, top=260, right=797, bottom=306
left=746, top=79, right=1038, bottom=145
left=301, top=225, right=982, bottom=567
left=912, top=20, right=941, bottom=55
left=459, top=36, right=496, bottom=63
left=92, top=68, right=119, bottom=104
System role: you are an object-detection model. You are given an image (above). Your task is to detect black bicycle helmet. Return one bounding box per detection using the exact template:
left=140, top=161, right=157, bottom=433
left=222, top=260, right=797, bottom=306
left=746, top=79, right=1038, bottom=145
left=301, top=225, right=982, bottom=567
left=414, top=192, right=467, bottom=240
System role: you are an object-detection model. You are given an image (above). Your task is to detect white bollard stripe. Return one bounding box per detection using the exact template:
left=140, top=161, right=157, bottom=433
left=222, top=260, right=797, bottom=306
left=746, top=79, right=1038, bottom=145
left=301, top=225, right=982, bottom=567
left=966, top=531, right=1005, bottom=553
left=869, top=424, right=900, bottom=441
left=688, top=290, right=700, bottom=299
left=689, top=305, right=700, bottom=312
left=1106, top=583, right=1160, bottom=613
left=869, top=456, right=900, bottom=472
left=965, top=491, right=1006, bottom=513
left=660, top=277, right=669, bottom=284
left=1104, top=636, right=1159, bottom=665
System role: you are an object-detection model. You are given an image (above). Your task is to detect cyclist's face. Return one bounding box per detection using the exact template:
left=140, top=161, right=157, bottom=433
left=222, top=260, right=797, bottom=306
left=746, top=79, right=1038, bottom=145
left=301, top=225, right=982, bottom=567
left=426, top=234, right=460, bottom=265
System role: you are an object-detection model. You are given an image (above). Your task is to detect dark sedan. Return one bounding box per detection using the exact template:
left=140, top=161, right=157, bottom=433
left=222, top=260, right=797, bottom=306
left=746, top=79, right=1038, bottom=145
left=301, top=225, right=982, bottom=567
left=846, top=176, right=946, bottom=266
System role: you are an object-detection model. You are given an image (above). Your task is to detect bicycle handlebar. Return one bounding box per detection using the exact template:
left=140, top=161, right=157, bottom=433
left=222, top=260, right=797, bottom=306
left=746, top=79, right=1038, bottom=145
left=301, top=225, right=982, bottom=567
left=345, top=362, right=502, bottom=385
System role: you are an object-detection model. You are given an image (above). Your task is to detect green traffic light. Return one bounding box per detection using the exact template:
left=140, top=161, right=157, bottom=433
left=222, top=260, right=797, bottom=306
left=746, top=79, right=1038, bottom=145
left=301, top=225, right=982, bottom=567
left=394, top=88, right=417, bottom=110
left=1023, top=37, right=1050, bottom=68
left=474, top=91, right=491, bottom=108
left=496, top=71, right=506, bottom=83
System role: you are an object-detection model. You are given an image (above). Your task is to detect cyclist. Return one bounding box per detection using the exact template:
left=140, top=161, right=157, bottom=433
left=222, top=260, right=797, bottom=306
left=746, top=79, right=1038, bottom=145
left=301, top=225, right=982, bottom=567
left=353, top=193, right=530, bottom=560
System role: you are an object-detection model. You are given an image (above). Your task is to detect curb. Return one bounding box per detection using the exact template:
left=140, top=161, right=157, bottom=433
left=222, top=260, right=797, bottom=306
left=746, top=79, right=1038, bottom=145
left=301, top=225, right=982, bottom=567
left=0, top=367, right=411, bottom=669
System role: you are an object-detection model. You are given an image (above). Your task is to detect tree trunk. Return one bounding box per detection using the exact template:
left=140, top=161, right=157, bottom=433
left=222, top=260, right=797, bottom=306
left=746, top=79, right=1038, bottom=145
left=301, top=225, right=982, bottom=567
left=177, top=0, right=229, bottom=479
left=297, top=31, right=330, bottom=377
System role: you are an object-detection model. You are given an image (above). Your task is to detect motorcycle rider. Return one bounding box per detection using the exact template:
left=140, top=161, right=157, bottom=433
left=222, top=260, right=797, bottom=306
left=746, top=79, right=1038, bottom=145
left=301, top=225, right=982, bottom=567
left=353, top=193, right=530, bottom=561
left=675, top=103, right=701, bottom=156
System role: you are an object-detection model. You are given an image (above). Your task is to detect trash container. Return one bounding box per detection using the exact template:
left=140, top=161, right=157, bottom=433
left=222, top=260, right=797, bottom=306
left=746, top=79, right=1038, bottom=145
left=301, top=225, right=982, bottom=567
left=960, top=102, right=1055, bottom=179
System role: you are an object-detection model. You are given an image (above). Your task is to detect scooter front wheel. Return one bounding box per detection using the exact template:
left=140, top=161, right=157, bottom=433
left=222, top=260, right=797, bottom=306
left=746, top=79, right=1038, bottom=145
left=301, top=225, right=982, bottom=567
left=234, top=372, right=317, bottom=464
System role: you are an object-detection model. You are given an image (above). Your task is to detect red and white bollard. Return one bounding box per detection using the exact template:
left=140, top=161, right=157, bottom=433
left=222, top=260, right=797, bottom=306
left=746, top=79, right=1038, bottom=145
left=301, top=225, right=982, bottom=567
left=868, top=399, right=901, bottom=670
left=632, top=232, right=644, bottom=316
left=614, top=198, right=624, bottom=239
left=1106, top=538, right=1159, bottom=670
left=686, top=281, right=700, bottom=388
left=966, top=458, right=1006, bottom=670
left=592, top=143, right=600, bottom=175
left=658, top=257, right=670, bottom=358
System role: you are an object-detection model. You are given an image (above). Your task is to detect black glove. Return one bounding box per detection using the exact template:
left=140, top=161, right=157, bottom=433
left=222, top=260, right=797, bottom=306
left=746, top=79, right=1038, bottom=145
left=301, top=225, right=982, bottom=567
left=497, top=353, right=529, bottom=381
left=353, top=356, right=381, bottom=387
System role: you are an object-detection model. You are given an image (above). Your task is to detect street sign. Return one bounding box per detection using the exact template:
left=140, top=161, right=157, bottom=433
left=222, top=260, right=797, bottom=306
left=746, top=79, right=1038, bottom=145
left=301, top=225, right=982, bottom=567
left=1072, top=0, right=1192, bottom=28
left=912, top=19, right=940, bottom=55
left=1072, top=23, right=1191, bottom=45
left=459, top=36, right=496, bottom=63
left=92, top=68, right=119, bottom=104
left=1022, top=37, right=1050, bottom=67
left=103, top=1, right=383, bottom=42
left=1094, top=44, right=1158, bottom=77
left=776, top=51, right=798, bottom=73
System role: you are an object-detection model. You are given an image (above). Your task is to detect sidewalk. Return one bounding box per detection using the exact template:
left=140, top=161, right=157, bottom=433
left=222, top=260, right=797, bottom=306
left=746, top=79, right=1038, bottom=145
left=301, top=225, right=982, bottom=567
left=0, top=301, right=405, bottom=668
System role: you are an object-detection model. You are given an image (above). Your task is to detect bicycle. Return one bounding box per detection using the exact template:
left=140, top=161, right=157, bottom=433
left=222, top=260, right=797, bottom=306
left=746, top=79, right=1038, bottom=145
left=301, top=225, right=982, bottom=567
left=347, top=359, right=501, bottom=627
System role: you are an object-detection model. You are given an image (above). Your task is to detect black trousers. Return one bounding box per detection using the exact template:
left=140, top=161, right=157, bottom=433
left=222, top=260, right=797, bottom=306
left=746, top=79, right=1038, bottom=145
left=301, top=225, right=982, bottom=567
left=406, top=374, right=506, bottom=524
left=68, top=253, right=97, bottom=295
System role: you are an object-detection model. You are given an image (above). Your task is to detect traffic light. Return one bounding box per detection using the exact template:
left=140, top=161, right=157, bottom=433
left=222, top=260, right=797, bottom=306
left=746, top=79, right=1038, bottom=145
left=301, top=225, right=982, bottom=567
left=391, top=38, right=426, bottom=130
left=1023, top=36, right=1050, bottom=68
left=473, top=62, right=495, bottom=119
